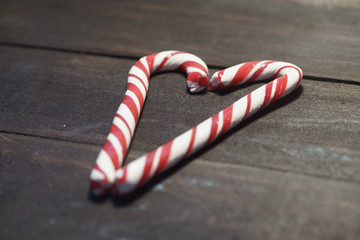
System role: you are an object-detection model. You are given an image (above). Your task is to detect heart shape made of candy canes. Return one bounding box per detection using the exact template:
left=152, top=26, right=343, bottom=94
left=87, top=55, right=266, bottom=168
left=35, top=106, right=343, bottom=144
left=89, top=51, right=303, bottom=197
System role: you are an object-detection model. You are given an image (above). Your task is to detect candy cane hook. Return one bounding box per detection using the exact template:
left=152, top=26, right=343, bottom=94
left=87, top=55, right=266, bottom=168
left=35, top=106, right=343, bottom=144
left=90, top=51, right=209, bottom=195
left=114, top=60, right=302, bottom=196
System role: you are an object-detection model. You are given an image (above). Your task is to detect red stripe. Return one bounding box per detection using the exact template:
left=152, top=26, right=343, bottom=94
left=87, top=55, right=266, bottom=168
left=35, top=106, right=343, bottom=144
left=115, top=114, right=132, bottom=137
left=185, top=128, right=197, bottom=157
left=207, top=114, right=219, bottom=145
left=272, top=65, right=302, bottom=87
left=103, top=140, right=119, bottom=169
left=127, top=83, right=144, bottom=109
left=128, top=73, right=148, bottom=91
left=209, top=70, right=225, bottom=90
left=134, top=60, right=149, bottom=79
left=272, top=66, right=301, bottom=79
left=154, top=51, right=185, bottom=72
left=117, top=166, right=127, bottom=183
left=146, top=53, right=157, bottom=74
left=94, top=163, right=107, bottom=180
left=177, top=61, right=208, bottom=77
left=231, top=61, right=258, bottom=86
left=178, top=62, right=208, bottom=88
left=261, top=82, right=274, bottom=109
left=220, top=105, right=233, bottom=135
left=139, top=150, right=156, bottom=185
left=109, top=124, right=127, bottom=161
left=90, top=163, right=108, bottom=189
left=243, top=93, right=252, bottom=120
left=122, top=95, right=139, bottom=122
left=155, top=140, right=173, bottom=175
left=248, top=61, right=275, bottom=82
left=272, top=75, right=288, bottom=103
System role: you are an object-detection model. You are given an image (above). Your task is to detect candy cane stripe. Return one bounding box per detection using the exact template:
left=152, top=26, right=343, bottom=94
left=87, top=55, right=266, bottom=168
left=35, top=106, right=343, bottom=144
left=155, top=140, right=173, bottom=175
left=113, top=60, right=302, bottom=196
left=115, top=114, right=132, bottom=138
left=109, top=124, right=127, bottom=158
left=122, top=95, right=139, bottom=123
left=248, top=61, right=275, bottom=82
left=261, top=82, right=274, bottom=109
left=90, top=51, right=209, bottom=195
left=220, top=105, right=233, bottom=135
left=134, top=60, right=149, bottom=79
left=207, top=114, right=220, bottom=145
left=184, top=128, right=196, bottom=157
left=128, top=74, right=148, bottom=92
left=232, top=61, right=257, bottom=85
left=127, top=83, right=145, bottom=108
left=139, top=150, right=156, bottom=185
left=103, top=140, right=120, bottom=170
left=243, top=93, right=252, bottom=120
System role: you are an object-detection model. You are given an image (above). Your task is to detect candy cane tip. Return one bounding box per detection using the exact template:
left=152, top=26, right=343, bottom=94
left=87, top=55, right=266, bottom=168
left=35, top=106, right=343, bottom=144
left=89, top=168, right=113, bottom=196
left=89, top=179, right=112, bottom=196
left=112, top=169, right=138, bottom=196
left=187, top=72, right=209, bottom=92
left=208, top=71, right=221, bottom=90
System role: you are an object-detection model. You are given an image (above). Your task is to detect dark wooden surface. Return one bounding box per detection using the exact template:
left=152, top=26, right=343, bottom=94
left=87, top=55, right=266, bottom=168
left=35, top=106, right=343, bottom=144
left=0, top=0, right=359, bottom=239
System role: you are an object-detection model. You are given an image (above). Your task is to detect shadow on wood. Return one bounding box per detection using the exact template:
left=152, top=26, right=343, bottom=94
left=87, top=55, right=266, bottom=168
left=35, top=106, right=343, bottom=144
left=88, top=85, right=303, bottom=206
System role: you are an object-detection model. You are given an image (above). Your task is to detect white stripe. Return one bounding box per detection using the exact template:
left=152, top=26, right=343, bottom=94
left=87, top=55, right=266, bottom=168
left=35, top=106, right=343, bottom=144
left=125, top=90, right=141, bottom=114
left=185, top=67, right=207, bottom=76
left=192, top=117, right=212, bottom=153
left=153, top=51, right=177, bottom=72
left=120, top=156, right=147, bottom=193
left=139, top=57, right=150, bottom=76
left=128, top=76, right=147, bottom=98
left=108, top=133, right=123, bottom=166
left=231, top=96, right=248, bottom=127
left=90, top=168, right=106, bottom=181
left=283, top=68, right=301, bottom=95
left=129, top=66, right=149, bottom=89
left=167, top=128, right=193, bottom=167
left=222, top=63, right=244, bottom=87
left=96, top=150, right=116, bottom=182
left=113, top=116, right=132, bottom=146
left=250, top=85, right=267, bottom=118
left=243, top=61, right=268, bottom=83
left=216, top=111, right=224, bottom=137
left=149, top=147, right=162, bottom=178
left=117, top=103, right=136, bottom=132
left=165, top=53, right=208, bottom=71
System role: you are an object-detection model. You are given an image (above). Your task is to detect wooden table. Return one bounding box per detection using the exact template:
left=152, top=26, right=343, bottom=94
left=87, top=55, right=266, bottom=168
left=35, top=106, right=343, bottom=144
left=1, top=0, right=359, bottom=239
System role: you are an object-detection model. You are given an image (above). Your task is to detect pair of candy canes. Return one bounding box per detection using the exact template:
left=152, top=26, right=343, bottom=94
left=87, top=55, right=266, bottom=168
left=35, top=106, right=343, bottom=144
left=90, top=51, right=303, bottom=196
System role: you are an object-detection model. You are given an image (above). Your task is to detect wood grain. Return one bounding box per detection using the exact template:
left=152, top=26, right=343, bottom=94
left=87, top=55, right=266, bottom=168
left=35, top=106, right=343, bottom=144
left=1, top=1, right=360, bottom=238
left=1, top=45, right=359, bottom=184
left=0, top=132, right=359, bottom=240
left=1, top=0, right=360, bottom=81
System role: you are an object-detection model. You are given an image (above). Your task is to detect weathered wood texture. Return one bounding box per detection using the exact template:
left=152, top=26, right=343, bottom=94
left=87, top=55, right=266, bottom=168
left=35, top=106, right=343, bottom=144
left=1, top=133, right=359, bottom=240
left=1, top=46, right=359, bottom=184
left=1, top=0, right=360, bottom=239
left=1, top=0, right=360, bottom=81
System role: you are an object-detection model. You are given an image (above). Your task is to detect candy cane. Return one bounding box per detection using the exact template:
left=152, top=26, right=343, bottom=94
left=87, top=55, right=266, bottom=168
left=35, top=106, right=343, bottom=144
left=90, top=51, right=209, bottom=195
left=113, top=60, right=302, bottom=196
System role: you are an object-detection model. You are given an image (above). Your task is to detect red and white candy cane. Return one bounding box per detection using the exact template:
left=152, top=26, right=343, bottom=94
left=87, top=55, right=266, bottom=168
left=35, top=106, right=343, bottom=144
left=114, top=60, right=302, bottom=195
left=90, top=51, right=209, bottom=195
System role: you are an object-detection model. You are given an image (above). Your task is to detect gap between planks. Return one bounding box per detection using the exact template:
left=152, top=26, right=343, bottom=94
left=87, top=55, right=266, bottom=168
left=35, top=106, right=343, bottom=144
left=1, top=41, right=359, bottom=86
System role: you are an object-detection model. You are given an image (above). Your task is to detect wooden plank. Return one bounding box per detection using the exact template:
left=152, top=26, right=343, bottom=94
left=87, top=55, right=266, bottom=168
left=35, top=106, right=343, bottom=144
left=1, top=0, right=360, bottom=81
left=0, top=132, right=359, bottom=240
left=0, top=46, right=129, bottom=144
left=1, top=45, right=359, bottom=183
